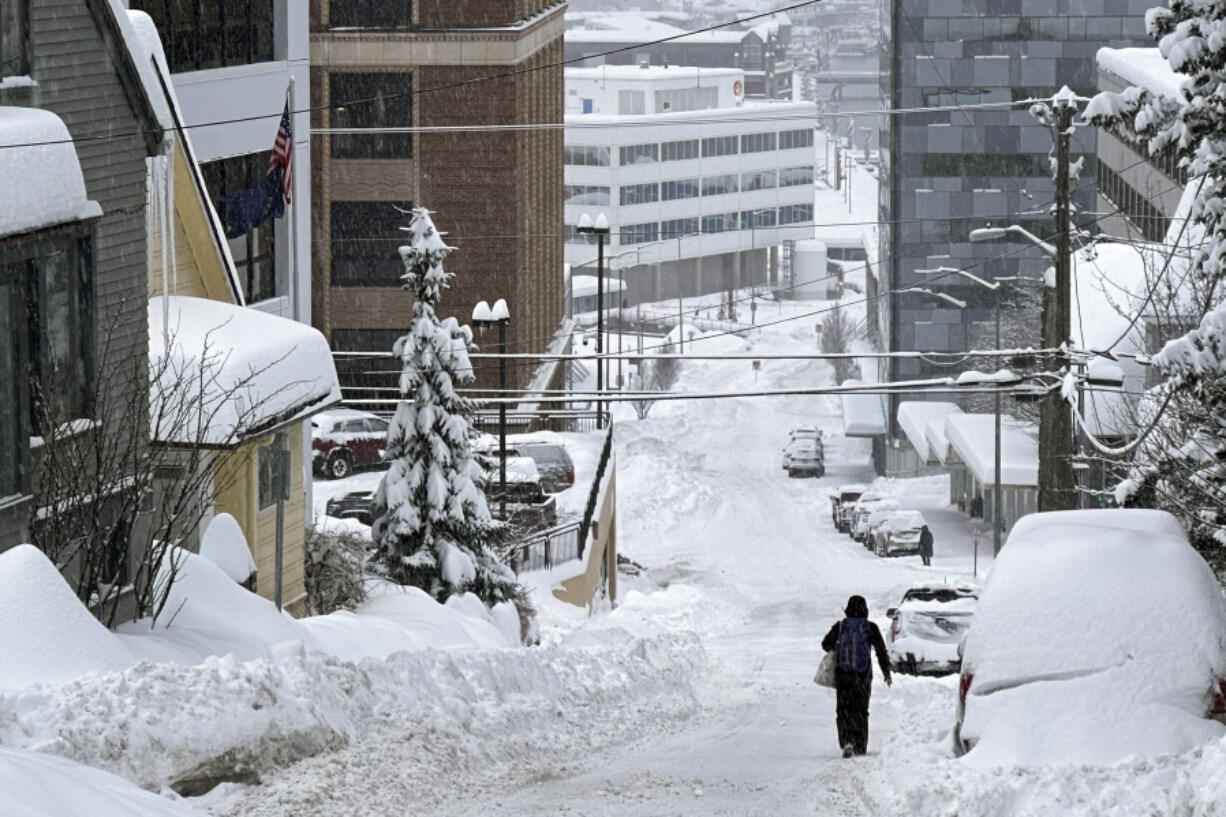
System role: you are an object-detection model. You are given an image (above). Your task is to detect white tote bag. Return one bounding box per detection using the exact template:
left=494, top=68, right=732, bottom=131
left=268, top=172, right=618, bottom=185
left=813, top=651, right=836, bottom=688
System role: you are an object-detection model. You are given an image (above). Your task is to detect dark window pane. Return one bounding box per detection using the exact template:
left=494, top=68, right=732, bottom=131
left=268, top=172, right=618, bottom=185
left=130, top=0, right=273, bottom=72
left=331, top=73, right=413, bottom=159
left=0, top=283, right=18, bottom=497
left=330, top=200, right=413, bottom=286
left=1, top=0, right=29, bottom=76
left=202, top=151, right=278, bottom=303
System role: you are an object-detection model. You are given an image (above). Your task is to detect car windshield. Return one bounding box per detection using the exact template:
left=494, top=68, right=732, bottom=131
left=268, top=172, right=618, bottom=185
left=903, top=588, right=975, bottom=604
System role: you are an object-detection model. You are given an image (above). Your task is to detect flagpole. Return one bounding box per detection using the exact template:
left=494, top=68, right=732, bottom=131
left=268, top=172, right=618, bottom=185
left=287, top=77, right=298, bottom=323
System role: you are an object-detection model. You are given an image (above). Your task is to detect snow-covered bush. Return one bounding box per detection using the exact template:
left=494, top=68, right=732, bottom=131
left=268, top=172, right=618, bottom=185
left=370, top=207, right=531, bottom=637
left=303, top=524, right=376, bottom=615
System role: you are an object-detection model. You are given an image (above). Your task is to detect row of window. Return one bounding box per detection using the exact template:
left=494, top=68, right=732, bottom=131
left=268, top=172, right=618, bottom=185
left=328, top=0, right=412, bottom=29
left=916, top=15, right=1141, bottom=42
left=564, top=167, right=814, bottom=208
left=566, top=128, right=814, bottom=167
left=1096, top=162, right=1171, bottom=244
left=564, top=203, right=814, bottom=246
left=129, top=0, right=275, bottom=74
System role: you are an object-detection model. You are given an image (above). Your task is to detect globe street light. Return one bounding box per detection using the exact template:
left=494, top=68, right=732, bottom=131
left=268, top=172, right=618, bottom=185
left=472, top=298, right=510, bottom=519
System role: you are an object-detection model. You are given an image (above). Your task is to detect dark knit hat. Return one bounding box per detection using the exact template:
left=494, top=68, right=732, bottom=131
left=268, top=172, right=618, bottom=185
left=845, top=595, right=868, bottom=617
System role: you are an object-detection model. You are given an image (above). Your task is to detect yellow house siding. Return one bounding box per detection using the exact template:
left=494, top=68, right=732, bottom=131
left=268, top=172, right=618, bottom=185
left=210, top=422, right=308, bottom=613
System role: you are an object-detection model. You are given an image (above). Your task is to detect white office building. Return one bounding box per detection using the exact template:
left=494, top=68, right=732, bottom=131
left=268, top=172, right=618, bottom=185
left=124, top=0, right=310, bottom=324
left=564, top=65, right=817, bottom=305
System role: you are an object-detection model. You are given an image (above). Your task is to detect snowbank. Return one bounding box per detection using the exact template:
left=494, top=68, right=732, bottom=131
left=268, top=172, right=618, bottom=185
left=0, top=107, right=102, bottom=239
left=198, top=513, right=256, bottom=584
left=0, top=545, right=135, bottom=689
left=148, top=296, right=341, bottom=445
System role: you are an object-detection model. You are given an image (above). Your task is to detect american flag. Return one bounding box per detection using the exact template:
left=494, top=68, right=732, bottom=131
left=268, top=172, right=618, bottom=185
left=268, top=98, right=292, bottom=205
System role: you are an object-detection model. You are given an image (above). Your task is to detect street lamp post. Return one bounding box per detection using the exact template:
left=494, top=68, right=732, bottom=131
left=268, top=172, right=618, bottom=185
left=577, top=213, right=610, bottom=428
left=472, top=298, right=511, bottom=519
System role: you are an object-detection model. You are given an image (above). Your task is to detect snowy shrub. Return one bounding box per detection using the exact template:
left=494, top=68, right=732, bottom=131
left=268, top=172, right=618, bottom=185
left=303, top=525, right=376, bottom=615
left=820, top=304, right=863, bottom=384
left=369, top=207, right=532, bottom=638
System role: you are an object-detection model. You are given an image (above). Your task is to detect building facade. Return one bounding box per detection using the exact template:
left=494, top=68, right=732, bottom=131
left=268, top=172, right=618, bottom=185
left=879, top=0, right=1151, bottom=457
left=564, top=65, right=817, bottom=306
left=124, top=0, right=312, bottom=325
left=310, top=0, right=565, bottom=394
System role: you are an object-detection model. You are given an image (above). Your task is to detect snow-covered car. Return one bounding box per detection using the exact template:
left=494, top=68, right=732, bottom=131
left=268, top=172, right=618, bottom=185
left=788, top=426, right=823, bottom=444
left=325, top=490, right=376, bottom=525
left=486, top=457, right=558, bottom=532
left=473, top=437, right=576, bottom=494
left=874, top=509, right=927, bottom=557
left=849, top=492, right=896, bottom=543
left=829, top=484, right=867, bottom=531
left=782, top=428, right=825, bottom=471
left=864, top=504, right=905, bottom=550
left=886, top=581, right=977, bottom=676
left=954, top=509, right=1226, bottom=765
left=784, top=439, right=824, bottom=477
left=312, top=409, right=390, bottom=479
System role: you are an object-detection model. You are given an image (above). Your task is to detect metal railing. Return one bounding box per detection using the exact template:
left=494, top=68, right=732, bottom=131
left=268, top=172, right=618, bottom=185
left=508, top=520, right=582, bottom=575
left=578, top=423, right=615, bottom=558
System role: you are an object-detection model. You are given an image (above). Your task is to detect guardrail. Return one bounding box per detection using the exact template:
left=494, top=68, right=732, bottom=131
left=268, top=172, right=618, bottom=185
left=508, top=520, right=582, bottom=575
left=578, top=423, right=615, bottom=559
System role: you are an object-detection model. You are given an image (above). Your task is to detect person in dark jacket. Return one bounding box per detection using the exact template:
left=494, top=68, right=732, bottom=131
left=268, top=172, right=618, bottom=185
left=918, top=525, right=934, bottom=566
left=821, top=595, right=892, bottom=757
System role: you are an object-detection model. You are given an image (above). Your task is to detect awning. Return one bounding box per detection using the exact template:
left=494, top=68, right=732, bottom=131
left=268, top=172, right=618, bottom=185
left=897, top=401, right=962, bottom=463
left=943, top=413, right=1038, bottom=487
left=839, top=380, right=887, bottom=437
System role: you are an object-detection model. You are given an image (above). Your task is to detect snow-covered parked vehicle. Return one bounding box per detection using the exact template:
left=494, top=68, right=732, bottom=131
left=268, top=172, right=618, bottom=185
left=481, top=438, right=575, bottom=494
left=849, top=492, right=896, bottom=543
left=874, top=510, right=927, bottom=557
left=784, top=439, right=824, bottom=477
left=886, top=581, right=977, bottom=676
left=864, top=504, right=905, bottom=551
left=954, top=509, right=1226, bottom=764
left=325, top=490, right=377, bottom=525
left=312, top=409, right=390, bottom=479
left=485, top=457, right=558, bottom=532
left=829, top=484, right=867, bottom=531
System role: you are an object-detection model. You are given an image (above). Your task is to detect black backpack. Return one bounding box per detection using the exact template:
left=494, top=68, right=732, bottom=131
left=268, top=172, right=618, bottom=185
left=837, top=618, right=871, bottom=672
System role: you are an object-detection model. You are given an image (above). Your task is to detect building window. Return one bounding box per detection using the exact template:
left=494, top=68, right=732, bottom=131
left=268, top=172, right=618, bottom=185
left=661, top=139, right=699, bottom=162
left=203, top=152, right=278, bottom=303
left=655, top=86, right=718, bottom=113
left=564, top=224, right=600, bottom=245
left=779, top=128, right=814, bottom=150
left=921, top=153, right=1052, bottom=178
left=661, top=217, right=699, bottom=239
left=779, top=203, right=813, bottom=225
left=701, top=212, right=738, bottom=234
left=661, top=178, right=699, bottom=201
left=619, top=143, right=658, bottom=166
left=741, top=208, right=776, bottom=229
left=563, top=185, right=610, bottom=206
left=741, top=170, right=777, bottom=191
left=619, top=183, right=658, bottom=206
left=258, top=432, right=290, bottom=510
left=329, top=0, right=411, bottom=28
left=620, top=222, right=658, bottom=245
left=778, top=165, right=814, bottom=187
left=701, top=174, right=738, bottom=197
left=618, top=89, right=645, bottom=115
left=701, top=135, right=738, bottom=158
left=740, top=132, right=777, bottom=153
left=129, top=0, right=274, bottom=73
left=1, top=228, right=95, bottom=447
left=0, top=282, right=20, bottom=497
left=564, top=145, right=611, bottom=166
left=330, top=200, right=412, bottom=286
left=330, top=73, right=413, bottom=159
left=1, top=0, right=29, bottom=76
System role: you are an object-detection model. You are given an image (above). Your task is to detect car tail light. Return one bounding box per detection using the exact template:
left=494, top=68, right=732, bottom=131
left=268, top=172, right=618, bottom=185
left=567, top=466, right=575, bottom=485
left=959, top=673, right=973, bottom=708
left=890, top=615, right=901, bottom=641
left=1210, top=678, right=1226, bottom=716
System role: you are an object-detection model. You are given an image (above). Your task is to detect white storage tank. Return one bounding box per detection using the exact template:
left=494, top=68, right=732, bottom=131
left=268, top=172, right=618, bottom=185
left=792, top=239, right=829, bottom=299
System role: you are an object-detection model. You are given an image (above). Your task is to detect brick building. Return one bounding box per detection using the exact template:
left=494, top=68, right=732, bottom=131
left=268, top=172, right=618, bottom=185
left=310, top=0, right=566, bottom=394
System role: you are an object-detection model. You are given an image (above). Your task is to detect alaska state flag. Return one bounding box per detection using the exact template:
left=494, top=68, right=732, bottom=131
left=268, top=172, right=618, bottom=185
left=220, top=98, right=293, bottom=239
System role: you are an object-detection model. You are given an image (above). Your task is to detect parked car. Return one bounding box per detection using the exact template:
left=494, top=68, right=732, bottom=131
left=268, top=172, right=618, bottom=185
left=830, top=484, right=867, bottom=531
left=874, top=510, right=927, bottom=557
left=864, top=503, right=905, bottom=551
left=784, top=439, right=825, bottom=477
left=954, top=509, right=1226, bottom=764
left=849, top=492, right=894, bottom=543
left=325, top=489, right=377, bottom=525
left=476, top=437, right=575, bottom=494
left=885, top=581, right=978, bottom=676
left=312, top=409, right=390, bottom=479
left=783, top=427, right=825, bottom=471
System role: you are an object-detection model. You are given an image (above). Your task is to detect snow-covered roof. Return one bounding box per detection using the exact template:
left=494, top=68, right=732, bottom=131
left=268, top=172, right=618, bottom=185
left=839, top=380, right=887, bottom=436
left=944, top=413, right=1038, bottom=487
left=570, top=274, right=627, bottom=298
left=566, top=64, right=743, bottom=81
left=897, top=401, right=963, bottom=463
left=0, top=107, right=102, bottom=240
left=148, top=296, right=341, bottom=446
left=1097, top=47, right=1182, bottom=100
left=925, top=417, right=955, bottom=465
left=566, top=16, right=744, bottom=44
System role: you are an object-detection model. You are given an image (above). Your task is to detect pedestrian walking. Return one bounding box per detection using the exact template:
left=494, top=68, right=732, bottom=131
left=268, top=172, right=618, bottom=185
left=919, top=524, right=934, bottom=566
left=821, top=595, right=892, bottom=758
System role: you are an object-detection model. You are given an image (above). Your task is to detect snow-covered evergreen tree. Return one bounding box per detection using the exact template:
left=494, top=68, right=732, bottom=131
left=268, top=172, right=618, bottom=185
left=371, top=207, right=524, bottom=612
left=1086, top=0, right=1226, bottom=565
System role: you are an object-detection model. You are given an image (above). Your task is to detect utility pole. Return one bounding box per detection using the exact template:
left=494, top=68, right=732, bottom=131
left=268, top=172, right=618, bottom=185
left=1038, top=88, right=1078, bottom=512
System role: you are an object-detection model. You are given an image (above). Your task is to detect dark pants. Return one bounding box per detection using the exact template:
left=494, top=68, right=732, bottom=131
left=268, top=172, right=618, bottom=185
left=834, top=667, right=873, bottom=755
left=921, top=555, right=931, bottom=566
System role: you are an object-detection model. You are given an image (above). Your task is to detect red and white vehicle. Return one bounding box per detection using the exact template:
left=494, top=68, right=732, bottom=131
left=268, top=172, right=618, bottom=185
left=954, top=509, right=1226, bottom=764
left=311, top=409, right=390, bottom=479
